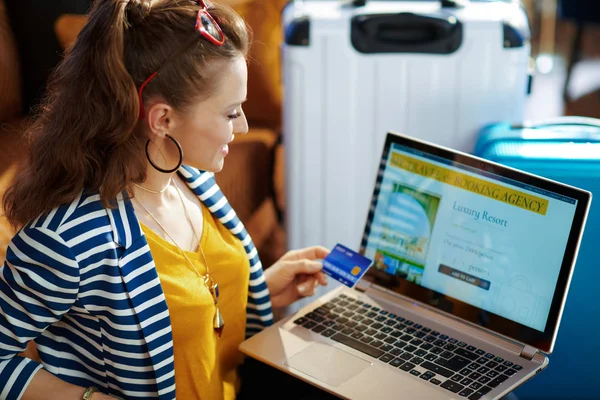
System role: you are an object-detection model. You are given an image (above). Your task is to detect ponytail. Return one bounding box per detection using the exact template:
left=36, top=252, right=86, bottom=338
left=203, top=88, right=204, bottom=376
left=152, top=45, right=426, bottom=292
left=3, top=0, right=145, bottom=228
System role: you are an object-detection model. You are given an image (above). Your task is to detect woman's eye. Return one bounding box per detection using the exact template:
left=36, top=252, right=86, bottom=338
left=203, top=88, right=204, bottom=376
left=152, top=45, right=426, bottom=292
left=227, top=112, right=241, bottom=120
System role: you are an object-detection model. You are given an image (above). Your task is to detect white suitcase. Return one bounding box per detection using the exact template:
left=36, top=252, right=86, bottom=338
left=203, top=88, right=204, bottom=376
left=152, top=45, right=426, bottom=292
left=283, top=0, right=531, bottom=251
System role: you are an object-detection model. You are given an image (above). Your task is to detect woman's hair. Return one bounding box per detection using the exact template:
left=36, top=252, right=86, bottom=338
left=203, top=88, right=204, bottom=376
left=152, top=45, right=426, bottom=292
left=3, top=0, right=249, bottom=229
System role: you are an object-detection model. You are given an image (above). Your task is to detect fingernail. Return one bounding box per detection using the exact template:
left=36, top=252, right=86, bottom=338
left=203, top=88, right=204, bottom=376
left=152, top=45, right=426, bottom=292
left=298, top=285, right=306, bottom=294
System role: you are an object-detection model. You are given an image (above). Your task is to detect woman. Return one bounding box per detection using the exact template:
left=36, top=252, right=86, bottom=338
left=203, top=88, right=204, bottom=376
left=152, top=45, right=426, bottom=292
left=0, top=0, right=331, bottom=399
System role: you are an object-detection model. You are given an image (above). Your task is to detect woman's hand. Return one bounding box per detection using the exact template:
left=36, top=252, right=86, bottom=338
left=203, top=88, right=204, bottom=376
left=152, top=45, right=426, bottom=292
left=264, top=246, right=330, bottom=309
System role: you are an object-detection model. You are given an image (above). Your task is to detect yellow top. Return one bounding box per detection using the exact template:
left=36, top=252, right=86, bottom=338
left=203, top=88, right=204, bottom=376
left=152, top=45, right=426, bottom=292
left=141, top=203, right=249, bottom=400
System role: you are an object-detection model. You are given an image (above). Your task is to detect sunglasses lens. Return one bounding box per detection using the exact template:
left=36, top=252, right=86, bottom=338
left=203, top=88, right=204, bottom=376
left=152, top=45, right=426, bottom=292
left=200, top=13, right=224, bottom=42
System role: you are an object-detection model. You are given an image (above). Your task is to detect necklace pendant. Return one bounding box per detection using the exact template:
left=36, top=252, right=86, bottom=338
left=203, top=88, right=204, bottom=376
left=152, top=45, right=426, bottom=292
left=213, top=306, right=224, bottom=337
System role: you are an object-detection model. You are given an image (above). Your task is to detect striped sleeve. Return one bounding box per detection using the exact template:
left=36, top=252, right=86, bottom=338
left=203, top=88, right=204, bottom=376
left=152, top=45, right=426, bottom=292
left=0, top=227, right=80, bottom=400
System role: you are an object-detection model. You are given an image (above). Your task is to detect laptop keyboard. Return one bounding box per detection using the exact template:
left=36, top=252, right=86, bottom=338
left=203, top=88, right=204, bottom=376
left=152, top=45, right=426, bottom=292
left=293, top=294, right=524, bottom=400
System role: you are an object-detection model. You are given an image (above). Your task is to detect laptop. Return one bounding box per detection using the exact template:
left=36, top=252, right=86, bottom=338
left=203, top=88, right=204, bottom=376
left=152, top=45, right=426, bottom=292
left=239, top=131, right=591, bottom=400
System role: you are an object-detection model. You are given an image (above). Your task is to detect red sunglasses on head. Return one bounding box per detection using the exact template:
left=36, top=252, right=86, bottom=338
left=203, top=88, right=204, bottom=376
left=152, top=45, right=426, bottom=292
left=137, top=0, right=225, bottom=119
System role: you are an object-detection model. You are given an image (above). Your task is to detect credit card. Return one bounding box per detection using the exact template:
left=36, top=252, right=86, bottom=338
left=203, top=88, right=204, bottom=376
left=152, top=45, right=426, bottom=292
left=322, top=243, right=373, bottom=288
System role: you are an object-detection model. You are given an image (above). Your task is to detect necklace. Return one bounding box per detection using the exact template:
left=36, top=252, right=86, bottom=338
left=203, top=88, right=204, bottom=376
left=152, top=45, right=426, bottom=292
left=134, top=180, right=225, bottom=337
left=132, top=178, right=173, bottom=194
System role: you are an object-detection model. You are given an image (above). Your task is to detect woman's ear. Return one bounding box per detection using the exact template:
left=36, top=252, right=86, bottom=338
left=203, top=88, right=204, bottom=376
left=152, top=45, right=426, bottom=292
left=146, top=101, right=175, bottom=139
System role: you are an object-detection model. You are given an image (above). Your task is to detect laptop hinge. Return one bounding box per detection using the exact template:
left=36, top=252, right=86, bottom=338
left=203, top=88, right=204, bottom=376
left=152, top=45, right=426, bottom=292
left=355, top=280, right=372, bottom=293
left=519, top=345, right=539, bottom=361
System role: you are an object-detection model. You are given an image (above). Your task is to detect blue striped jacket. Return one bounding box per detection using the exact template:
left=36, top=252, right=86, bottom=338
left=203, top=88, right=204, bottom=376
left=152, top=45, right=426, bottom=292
left=0, top=166, right=274, bottom=400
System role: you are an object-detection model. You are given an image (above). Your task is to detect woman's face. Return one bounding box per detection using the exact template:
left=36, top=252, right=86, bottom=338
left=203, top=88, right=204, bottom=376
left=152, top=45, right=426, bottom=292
left=167, top=55, right=249, bottom=173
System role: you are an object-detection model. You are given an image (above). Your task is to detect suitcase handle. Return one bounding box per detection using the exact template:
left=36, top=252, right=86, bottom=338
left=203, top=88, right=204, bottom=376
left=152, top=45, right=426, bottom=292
left=350, top=12, right=462, bottom=54
left=518, top=116, right=600, bottom=131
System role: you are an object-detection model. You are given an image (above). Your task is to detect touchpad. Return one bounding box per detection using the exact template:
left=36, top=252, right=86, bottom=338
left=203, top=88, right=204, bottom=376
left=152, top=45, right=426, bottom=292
left=284, top=342, right=371, bottom=387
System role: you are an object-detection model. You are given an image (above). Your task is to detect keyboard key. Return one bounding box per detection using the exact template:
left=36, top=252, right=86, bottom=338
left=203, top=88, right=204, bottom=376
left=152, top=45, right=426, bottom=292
left=375, top=315, right=387, bottom=322
left=400, top=362, right=415, bottom=372
left=461, top=378, right=473, bottom=386
left=375, top=333, right=387, bottom=340
left=323, top=320, right=336, bottom=327
left=478, top=376, right=491, bottom=384
left=455, top=348, right=480, bottom=360
left=381, top=327, right=393, bottom=334
left=470, top=382, right=482, bottom=390
left=401, top=353, right=413, bottom=361
left=337, top=317, right=349, bottom=324
left=513, top=364, right=523, bottom=371
left=485, top=353, right=495, bottom=359
left=422, top=328, right=432, bottom=333
left=486, top=371, right=499, bottom=378
left=401, top=334, right=413, bottom=342
left=350, top=332, right=364, bottom=340
left=503, top=360, right=514, bottom=367
left=460, top=368, right=472, bottom=376
left=486, top=361, right=499, bottom=369
left=394, top=341, right=407, bottom=349
left=414, top=349, right=427, bottom=357
left=390, top=348, right=403, bottom=356
left=343, top=311, right=355, bottom=318
left=430, top=378, right=442, bottom=385
left=395, top=316, right=406, bottom=322
left=345, top=321, right=358, bottom=328
left=488, top=374, right=509, bottom=388
left=294, top=317, right=308, bottom=325
left=405, top=327, right=417, bottom=334
left=304, top=321, right=317, bottom=329
left=424, top=335, right=437, bottom=343
left=424, top=354, right=438, bottom=362
left=379, top=310, right=389, bottom=316
left=436, top=356, right=471, bottom=372
left=411, top=357, right=424, bottom=365
left=355, top=324, right=367, bottom=332
left=409, top=370, right=421, bottom=377
left=466, top=346, right=477, bottom=352
left=379, top=353, right=394, bottom=363
left=413, top=324, right=423, bottom=329
left=494, top=356, right=504, bottom=363
left=476, top=366, right=490, bottom=374
left=362, top=303, right=371, bottom=309
left=331, top=333, right=384, bottom=358
left=322, top=329, right=336, bottom=337
left=434, top=339, right=447, bottom=347
left=365, top=328, right=377, bottom=336
left=360, top=336, right=373, bottom=344
left=372, top=323, right=383, bottom=330
left=312, top=325, right=326, bottom=333
left=431, top=331, right=441, bottom=337
left=371, top=340, right=383, bottom=348
left=451, top=375, right=463, bottom=382
left=469, top=372, right=482, bottom=380
left=441, top=380, right=465, bottom=393
left=390, top=358, right=404, bottom=368
left=371, top=307, right=381, bottom=312
left=439, top=334, right=449, bottom=340
left=384, top=319, right=397, bottom=327
left=440, top=351, right=455, bottom=359
left=388, top=313, right=397, bottom=319
left=457, top=342, right=467, bottom=348
left=380, top=344, right=393, bottom=352
left=431, top=347, right=444, bottom=355
left=404, top=345, right=418, bottom=353
left=341, top=327, right=354, bottom=335
left=459, top=388, right=474, bottom=397
left=420, top=371, right=435, bottom=381
left=404, top=320, right=414, bottom=326
left=384, top=337, right=397, bottom=344
left=475, top=349, right=486, bottom=356
left=410, top=339, right=424, bottom=347
left=390, top=330, right=403, bottom=338
left=420, top=343, right=433, bottom=351
left=445, top=343, right=458, bottom=351
left=448, top=338, right=459, bottom=344
left=414, top=331, right=427, bottom=339
left=421, top=361, right=454, bottom=378
left=505, top=368, right=518, bottom=376
left=467, top=362, right=480, bottom=370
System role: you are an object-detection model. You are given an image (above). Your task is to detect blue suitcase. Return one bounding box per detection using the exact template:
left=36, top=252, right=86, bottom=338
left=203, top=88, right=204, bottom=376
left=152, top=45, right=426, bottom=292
left=474, top=117, right=600, bottom=400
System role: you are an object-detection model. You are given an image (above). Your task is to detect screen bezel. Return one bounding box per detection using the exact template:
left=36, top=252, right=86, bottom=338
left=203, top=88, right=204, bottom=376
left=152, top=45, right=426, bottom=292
left=359, top=132, right=591, bottom=354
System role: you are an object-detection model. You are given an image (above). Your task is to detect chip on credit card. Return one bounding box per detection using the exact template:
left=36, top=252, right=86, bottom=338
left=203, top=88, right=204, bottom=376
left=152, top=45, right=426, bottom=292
left=322, top=243, right=373, bottom=288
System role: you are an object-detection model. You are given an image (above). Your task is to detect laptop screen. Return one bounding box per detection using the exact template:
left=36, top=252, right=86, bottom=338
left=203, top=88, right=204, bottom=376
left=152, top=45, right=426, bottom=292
left=360, top=132, right=591, bottom=353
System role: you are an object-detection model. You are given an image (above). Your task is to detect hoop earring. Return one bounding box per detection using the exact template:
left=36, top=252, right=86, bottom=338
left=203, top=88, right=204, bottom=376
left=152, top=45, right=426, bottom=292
left=146, top=134, right=183, bottom=174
